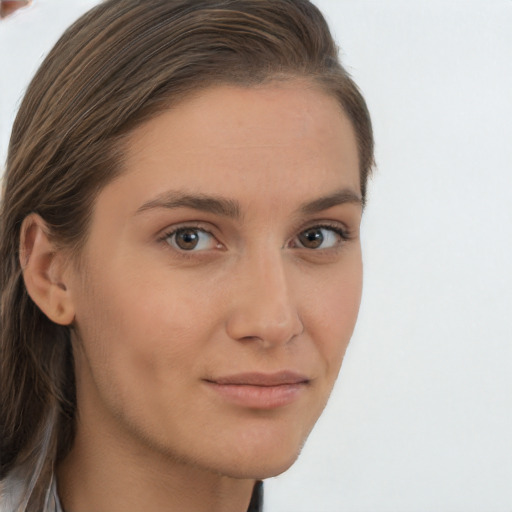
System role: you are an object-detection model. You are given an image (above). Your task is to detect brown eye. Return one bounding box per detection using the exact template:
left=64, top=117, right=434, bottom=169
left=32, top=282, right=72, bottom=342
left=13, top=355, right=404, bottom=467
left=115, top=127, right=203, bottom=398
left=298, top=228, right=324, bottom=249
left=295, top=226, right=345, bottom=250
left=175, top=229, right=200, bottom=250
left=166, top=228, right=217, bottom=251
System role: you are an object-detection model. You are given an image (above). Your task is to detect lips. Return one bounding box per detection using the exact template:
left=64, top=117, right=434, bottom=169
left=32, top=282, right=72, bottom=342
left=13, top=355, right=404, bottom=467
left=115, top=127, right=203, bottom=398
left=209, top=371, right=309, bottom=386
left=204, top=371, right=310, bottom=409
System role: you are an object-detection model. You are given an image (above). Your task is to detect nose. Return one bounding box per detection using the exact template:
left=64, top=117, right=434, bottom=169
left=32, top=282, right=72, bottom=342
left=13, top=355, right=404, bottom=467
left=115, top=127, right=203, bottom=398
left=225, top=250, right=304, bottom=348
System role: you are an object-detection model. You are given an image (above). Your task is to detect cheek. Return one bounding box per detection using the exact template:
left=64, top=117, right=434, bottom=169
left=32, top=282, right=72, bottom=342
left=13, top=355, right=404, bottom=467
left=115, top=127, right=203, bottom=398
left=75, top=261, right=222, bottom=384
left=304, top=256, right=363, bottom=373
left=77, top=254, right=230, bottom=378
left=71, top=268, right=215, bottom=439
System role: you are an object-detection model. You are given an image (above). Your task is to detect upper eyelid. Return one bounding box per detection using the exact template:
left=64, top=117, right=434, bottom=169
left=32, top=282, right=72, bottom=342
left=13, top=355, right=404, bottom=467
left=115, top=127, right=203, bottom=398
left=160, top=222, right=217, bottom=238
left=303, top=222, right=348, bottom=232
left=293, top=220, right=350, bottom=237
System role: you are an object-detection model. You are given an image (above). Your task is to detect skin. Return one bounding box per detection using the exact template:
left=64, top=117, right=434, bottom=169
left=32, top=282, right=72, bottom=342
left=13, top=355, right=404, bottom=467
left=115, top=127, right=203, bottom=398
left=0, top=0, right=31, bottom=18
left=25, top=81, right=363, bottom=512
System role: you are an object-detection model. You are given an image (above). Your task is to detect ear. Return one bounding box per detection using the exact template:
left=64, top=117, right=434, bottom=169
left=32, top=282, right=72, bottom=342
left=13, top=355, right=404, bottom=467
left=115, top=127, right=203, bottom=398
left=19, top=214, right=75, bottom=326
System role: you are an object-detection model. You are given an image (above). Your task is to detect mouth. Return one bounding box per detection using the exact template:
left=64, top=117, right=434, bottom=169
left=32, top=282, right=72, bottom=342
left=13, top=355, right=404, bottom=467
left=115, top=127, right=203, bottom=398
left=204, top=371, right=310, bottom=409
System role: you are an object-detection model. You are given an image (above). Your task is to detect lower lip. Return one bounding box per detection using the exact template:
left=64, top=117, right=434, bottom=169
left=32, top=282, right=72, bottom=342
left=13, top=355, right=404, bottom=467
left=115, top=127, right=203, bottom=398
left=205, top=382, right=306, bottom=409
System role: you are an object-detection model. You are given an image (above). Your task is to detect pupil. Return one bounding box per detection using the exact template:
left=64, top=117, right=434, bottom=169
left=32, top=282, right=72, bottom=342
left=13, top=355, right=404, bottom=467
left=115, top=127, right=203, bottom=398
left=177, top=229, right=199, bottom=250
left=300, top=229, right=323, bottom=248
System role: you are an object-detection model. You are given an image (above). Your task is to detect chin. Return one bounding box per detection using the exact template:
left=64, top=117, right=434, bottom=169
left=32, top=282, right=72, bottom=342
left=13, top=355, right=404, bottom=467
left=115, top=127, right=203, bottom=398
left=207, top=427, right=309, bottom=480
left=219, top=448, right=302, bottom=480
left=194, top=406, right=322, bottom=480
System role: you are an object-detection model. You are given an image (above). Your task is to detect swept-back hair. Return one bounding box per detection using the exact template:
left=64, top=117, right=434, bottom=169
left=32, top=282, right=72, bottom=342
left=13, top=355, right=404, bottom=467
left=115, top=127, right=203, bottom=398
left=0, top=0, right=374, bottom=509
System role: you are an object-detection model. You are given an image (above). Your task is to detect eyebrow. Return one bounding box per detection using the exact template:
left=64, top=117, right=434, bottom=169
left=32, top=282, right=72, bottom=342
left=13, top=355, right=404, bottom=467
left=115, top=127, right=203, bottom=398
left=135, top=188, right=362, bottom=219
left=136, top=191, right=242, bottom=219
left=299, top=189, right=363, bottom=214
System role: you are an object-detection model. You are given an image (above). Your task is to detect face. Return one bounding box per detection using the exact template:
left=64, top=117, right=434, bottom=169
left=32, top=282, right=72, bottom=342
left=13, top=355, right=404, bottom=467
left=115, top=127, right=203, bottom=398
left=67, top=82, right=363, bottom=479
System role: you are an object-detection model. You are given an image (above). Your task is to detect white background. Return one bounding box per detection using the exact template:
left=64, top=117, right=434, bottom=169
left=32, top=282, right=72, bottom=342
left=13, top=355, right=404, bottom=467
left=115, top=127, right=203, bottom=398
left=1, top=1, right=511, bottom=511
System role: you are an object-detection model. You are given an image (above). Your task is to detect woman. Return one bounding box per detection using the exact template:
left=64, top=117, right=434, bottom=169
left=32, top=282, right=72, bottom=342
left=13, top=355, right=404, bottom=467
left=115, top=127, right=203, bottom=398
left=0, top=0, right=374, bottom=510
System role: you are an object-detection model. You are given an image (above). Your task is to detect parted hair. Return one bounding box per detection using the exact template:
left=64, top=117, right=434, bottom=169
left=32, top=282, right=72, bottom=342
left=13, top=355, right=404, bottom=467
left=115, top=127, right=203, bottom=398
left=0, top=0, right=374, bottom=509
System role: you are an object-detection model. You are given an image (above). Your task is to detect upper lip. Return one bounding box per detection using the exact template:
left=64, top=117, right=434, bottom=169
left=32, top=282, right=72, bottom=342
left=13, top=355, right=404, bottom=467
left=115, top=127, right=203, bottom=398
left=206, top=371, right=310, bottom=387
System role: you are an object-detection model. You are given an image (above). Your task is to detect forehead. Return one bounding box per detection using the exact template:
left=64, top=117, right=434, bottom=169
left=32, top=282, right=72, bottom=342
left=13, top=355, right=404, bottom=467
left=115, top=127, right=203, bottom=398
left=102, top=82, right=360, bottom=216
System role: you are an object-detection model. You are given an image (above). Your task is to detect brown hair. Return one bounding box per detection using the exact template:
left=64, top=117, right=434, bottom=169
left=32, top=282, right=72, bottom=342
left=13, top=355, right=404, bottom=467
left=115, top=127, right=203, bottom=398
left=0, top=0, right=374, bottom=508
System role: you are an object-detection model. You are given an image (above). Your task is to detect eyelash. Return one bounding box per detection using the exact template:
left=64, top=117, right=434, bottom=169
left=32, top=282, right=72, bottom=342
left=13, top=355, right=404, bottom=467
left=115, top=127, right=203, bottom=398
left=159, top=224, right=219, bottom=253
left=158, top=223, right=350, bottom=254
left=291, top=223, right=350, bottom=249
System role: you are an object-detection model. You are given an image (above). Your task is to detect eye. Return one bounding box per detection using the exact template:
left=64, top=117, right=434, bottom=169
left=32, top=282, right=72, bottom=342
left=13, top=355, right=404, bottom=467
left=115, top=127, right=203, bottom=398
left=164, top=227, right=218, bottom=251
left=295, top=226, right=347, bottom=250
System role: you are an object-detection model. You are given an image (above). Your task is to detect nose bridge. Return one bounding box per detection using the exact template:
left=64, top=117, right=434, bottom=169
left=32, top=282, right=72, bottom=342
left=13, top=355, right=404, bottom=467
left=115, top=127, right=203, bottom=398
left=225, top=246, right=303, bottom=346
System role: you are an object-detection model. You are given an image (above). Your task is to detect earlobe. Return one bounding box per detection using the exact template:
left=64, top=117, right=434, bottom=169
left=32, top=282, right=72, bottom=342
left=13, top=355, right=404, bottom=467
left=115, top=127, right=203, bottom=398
left=20, top=214, right=75, bottom=326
